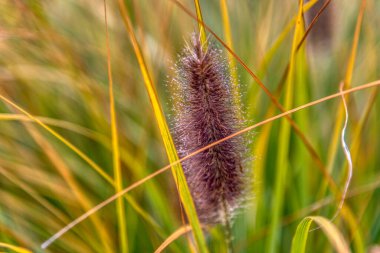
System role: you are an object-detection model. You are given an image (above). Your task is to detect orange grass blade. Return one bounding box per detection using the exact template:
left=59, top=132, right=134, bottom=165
left=40, top=79, right=380, bottom=249
left=171, top=0, right=336, bottom=192
left=154, top=225, right=193, bottom=253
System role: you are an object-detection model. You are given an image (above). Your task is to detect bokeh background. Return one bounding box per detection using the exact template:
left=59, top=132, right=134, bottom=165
left=0, top=0, right=379, bottom=252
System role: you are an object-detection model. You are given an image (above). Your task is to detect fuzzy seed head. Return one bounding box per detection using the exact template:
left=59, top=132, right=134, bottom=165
left=170, top=35, right=248, bottom=224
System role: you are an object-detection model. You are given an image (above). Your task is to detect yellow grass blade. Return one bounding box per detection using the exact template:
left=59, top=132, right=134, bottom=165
left=258, top=0, right=321, bottom=75
left=193, top=0, right=207, bottom=45
left=103, top=1, right=128, bottom=252
left=0, top=113, right=146, bottom=179
left=253, top=0, right=334, bottom=222
left=172, top=0, right=335, bottom=193
left=0, top=114, right=102, bottom=139
left=0, top=243, right=32, bottom=253
left=117, top=1, right=208, bottom=252
left=0, top=94, right=113, bottom=184
left=219, top=0, right=239, bottom=99
left=0, top=113, right=165, bottom=235
left=0, top=100, right=163, bottom=249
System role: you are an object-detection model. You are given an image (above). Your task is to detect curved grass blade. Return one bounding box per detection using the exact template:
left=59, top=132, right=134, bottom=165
left=290, top=216, right=350, bottom=253
left=320, top=0, right=367, bottom=198
left=154, top=225, right=193, bottom=253
left=23, top=124, right=113, bottom=252
left=0, top=94, right=113, bottom=183
left=40, top=79, right=380, bottom=250
left=328, top=83, right=353, bottom=222
left=0, top=113, right=171, bottom=237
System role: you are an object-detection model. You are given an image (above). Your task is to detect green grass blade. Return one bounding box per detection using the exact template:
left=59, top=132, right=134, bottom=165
left=291, top=216, right=351, bottom=253
left=258, top=0, right=321, bottom=76
left=266, top=1, right=304, bottom=252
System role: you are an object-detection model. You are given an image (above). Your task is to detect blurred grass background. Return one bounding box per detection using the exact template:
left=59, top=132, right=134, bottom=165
left=0, top=0, right=379, bottom=252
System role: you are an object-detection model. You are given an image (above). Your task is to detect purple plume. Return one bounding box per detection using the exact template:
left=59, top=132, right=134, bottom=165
left=170, top=36, right=248, bottom=224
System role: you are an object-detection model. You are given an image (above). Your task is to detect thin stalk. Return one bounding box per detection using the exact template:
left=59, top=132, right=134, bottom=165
left=103, top=1, right=128, bottom=252
left=40, top=79, right=380, bottom=250
left=193, top=0, right=207, bottom=45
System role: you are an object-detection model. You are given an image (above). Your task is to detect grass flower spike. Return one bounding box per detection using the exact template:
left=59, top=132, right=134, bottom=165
left=171, top=35, right=248, bottom=225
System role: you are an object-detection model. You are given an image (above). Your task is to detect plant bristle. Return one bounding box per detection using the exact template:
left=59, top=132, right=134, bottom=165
left=171, top=36, right=247, bottom=224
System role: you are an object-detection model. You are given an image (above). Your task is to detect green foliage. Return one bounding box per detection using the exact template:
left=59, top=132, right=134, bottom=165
left=0, top=0, right=379, bottom=252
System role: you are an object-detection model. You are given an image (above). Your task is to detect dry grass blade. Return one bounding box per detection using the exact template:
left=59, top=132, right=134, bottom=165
left=40, top=79, right=380, bottom=249
left=0, top=94, right=113, bottom=184
left=22, top=124, right=113, bottom=252
left=171, top=0, right=337, bottom=195
left=0, top=114, right=104, bottom=140
left=334, top=83, right=353, bottom=220
left=4, top=1, right=378, bottom=252
left=154, top=225, right=193, bottom=253
left=0, top=113, right=160, bottom=237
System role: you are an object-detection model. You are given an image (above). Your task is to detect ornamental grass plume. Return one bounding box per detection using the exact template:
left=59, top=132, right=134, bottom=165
left=170, top=35, right=249, bottom=227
